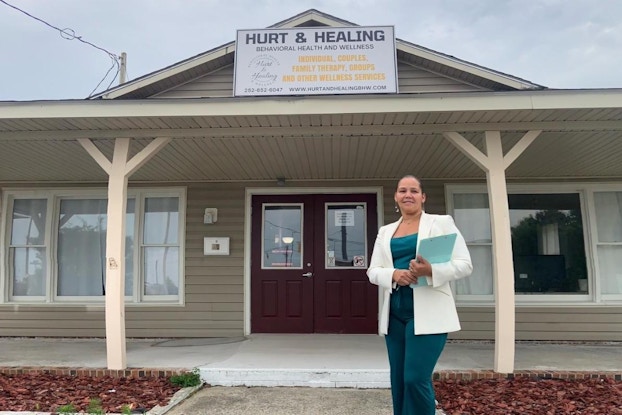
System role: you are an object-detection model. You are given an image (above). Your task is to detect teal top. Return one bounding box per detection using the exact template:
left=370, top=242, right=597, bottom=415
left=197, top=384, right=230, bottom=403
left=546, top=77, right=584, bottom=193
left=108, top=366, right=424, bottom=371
left=391, top=233, right=418, bottom=269
left=390, top=233, right=418, bottom=316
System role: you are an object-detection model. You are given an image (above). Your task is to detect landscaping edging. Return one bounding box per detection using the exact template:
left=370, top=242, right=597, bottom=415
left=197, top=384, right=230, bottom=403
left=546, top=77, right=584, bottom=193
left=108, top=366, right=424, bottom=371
left=1, top=367, right=619, bottom=381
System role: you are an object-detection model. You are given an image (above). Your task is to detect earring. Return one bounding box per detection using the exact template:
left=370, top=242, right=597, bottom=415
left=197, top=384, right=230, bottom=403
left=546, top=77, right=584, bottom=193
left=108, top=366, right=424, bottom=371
left=394, top=204, right=399, bottom=213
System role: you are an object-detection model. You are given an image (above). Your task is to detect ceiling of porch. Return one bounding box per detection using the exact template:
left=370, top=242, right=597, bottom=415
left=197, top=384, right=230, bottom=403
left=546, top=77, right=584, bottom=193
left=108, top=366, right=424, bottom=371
left=1, top=101, right=622, bottom=183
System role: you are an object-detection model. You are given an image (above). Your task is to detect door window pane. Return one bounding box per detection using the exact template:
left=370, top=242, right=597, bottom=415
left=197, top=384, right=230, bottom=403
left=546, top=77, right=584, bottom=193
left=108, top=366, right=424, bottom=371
left=10, top=199, right=47, bottom=296
left=510, top=194, right=587, bottom=294
left=326, top=204, right=367, bottom=268
left=262, top=205, right=302, bottom=268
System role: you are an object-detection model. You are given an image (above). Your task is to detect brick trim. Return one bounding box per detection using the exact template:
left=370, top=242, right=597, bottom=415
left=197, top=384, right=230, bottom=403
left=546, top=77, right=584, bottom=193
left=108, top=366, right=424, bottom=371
left=0, top=367, right=619, bottom=381
left=0, top=367, right=186, bottom=378
left=433, top=370, right=621, bottom=381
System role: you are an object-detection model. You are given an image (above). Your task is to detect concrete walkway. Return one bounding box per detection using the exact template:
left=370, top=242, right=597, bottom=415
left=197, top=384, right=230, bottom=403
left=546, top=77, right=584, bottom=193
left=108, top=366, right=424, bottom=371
left=1, top=335, right=620, bottom=415
left=1, top=335, right=620, bottom=379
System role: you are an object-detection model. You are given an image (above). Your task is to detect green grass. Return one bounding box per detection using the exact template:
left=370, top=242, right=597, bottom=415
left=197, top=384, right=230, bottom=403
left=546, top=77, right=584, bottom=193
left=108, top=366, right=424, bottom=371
left=169, top=368, right=202, bottom=387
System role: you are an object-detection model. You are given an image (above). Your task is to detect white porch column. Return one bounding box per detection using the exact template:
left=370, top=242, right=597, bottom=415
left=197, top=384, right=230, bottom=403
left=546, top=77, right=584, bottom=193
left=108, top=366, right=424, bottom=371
left=443, top=130, right=541, bottom=373
left=105, top=139, right=130, bottom=369
left=79, top=137, right=171, bottom=369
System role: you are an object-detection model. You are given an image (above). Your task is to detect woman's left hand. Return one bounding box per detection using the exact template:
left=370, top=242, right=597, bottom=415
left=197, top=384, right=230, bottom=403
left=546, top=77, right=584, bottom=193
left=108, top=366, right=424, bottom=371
left=409, top=255, right=432, bottom=277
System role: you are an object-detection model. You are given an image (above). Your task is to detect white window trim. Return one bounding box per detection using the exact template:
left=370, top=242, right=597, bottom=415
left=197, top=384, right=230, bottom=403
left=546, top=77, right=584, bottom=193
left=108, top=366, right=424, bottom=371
left=446, top=182, right=622, bottom=306
left=0, top=187, right=186, bottom=306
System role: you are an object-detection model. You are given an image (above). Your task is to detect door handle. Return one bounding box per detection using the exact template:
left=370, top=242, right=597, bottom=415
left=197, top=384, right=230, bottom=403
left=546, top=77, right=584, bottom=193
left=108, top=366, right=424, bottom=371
left=301, top=272, right=313, bottom=278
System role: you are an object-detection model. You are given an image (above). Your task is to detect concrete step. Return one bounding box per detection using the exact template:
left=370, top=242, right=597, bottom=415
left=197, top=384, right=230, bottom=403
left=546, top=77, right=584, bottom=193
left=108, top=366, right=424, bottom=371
left=200, top=367, right=391, bottom=388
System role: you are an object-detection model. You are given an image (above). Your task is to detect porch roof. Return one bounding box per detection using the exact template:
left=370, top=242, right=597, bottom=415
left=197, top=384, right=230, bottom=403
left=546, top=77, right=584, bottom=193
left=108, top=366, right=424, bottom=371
left=1, top=89, right=622, bottom=183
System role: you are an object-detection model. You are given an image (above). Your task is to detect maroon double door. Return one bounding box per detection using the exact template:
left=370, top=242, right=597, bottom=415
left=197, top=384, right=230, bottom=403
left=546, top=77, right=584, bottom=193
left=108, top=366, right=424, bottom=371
left=251, top=194, right=378, bottom=333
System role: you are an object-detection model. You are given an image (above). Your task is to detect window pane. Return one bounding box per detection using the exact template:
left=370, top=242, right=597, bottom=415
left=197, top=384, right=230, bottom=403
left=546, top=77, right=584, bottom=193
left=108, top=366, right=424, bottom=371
left=11, top=199, right=47, bottom=245
left=510, top=194, right=587, bottom=294
left=143, top=247, right=179, bottom=295
left=452, top=193, right=492, bottom=295
left=594, top=192, right=622, bottom=242
left=326, top=204, right=367, bottom=268
left=57, top=199, right=107, bottom=296
left=11, top=247, right=46, bottom=296
left=455, top=245, right=493, bottom=295
left=453, top=194, right=491, bottom=243
left=262, top=205, right=302, bottom=268
left=125, top=199, right=135, bottom=296
left=143, top=197, right=179, bottom=244
left=10, top=199, right=47, bottom=296
left=597, top=246, right=622, bottom=294
left=594, top=192, right=622, bottom=294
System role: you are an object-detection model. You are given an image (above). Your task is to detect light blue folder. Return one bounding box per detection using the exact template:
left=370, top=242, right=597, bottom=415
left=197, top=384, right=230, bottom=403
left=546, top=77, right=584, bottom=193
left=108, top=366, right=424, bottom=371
left=410, top=233, right=457, bottom=288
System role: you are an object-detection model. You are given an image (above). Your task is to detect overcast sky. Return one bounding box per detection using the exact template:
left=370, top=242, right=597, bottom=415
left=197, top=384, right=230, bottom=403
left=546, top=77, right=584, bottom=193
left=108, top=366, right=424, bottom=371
left=1, top=0, right=621, bottom=101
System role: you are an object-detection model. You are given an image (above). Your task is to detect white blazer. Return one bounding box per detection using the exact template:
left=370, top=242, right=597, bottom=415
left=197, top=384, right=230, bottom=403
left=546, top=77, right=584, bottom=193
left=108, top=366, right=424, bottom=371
left=367, top=212, right=472, bottom=335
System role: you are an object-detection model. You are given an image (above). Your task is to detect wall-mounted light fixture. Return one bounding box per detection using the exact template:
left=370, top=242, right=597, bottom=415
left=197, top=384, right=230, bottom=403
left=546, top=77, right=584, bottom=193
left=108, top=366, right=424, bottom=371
left=204, top=208, right=218, bottom=224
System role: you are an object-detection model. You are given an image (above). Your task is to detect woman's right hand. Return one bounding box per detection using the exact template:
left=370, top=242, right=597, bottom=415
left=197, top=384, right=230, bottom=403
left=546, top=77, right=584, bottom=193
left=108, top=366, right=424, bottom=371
left=393, top=269, right=417, bottom=286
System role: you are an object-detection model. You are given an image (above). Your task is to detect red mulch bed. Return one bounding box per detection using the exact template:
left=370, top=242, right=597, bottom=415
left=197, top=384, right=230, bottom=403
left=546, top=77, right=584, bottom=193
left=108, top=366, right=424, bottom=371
left=0, top=372, right=181, bottom=413
left=434, top=377, right=622, bottom=415
left=1, top=373, right=621, bottom=414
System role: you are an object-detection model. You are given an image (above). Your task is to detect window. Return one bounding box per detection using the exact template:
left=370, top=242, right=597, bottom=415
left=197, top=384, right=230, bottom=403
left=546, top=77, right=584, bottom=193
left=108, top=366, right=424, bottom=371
left=325, top=203, right=368, bottom=268
left=448, top=184, right=622, bottom=303
left=9, top=199, right=47, bottom=298
left=2, top=188, right=185, bottom=304
left=593, top=191, right=622, bottom=296
left=451, top=193, right=493, bottom=297
left=509, top=194, right=587, bottom=295
left=262, top=204, right=303, bottom=269
left=142, top=197, right=180, bottom=297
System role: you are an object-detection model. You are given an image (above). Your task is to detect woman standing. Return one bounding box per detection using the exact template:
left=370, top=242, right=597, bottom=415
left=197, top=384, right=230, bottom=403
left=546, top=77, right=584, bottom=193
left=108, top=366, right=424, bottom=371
left=367, top=175, right=472, bottom=415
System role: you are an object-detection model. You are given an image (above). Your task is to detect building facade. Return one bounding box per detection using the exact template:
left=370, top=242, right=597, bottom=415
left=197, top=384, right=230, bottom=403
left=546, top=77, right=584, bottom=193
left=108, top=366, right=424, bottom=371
left=1, top=10, right=621, bottom=371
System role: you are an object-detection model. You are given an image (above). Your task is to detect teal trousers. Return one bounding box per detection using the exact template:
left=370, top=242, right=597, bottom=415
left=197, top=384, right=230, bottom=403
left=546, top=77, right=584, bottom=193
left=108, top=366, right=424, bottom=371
left=385, top=287, right=447, bottom=415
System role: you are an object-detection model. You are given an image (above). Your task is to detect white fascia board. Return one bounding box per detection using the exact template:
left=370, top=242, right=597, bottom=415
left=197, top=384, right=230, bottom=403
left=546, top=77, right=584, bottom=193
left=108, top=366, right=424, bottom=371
left=276, top=14, right=348, bottom=28
left=2, top=90, right=622, bottom=120
left=396, top=41, right=540, bottom=90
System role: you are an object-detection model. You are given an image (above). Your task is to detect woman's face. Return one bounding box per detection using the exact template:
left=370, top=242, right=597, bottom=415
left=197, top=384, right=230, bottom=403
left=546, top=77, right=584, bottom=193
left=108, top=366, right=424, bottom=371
left=394, top=176, right=426, bottom=215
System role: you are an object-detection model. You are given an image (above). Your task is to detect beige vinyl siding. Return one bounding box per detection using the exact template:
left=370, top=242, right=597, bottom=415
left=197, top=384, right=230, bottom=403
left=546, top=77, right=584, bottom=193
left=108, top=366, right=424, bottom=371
left=376, top=181, right=622, bottom=342
left=153, top=66, right=235, bottom=99
left=177, top=182, right=246, bottom=337
left=0, top=307, right=106, bottom=336
left=0, top=182, right=248, bottom=338
left=153, top=62, right=485, bottom=99
left=454, top=307, right=622, bottom=341
left=396, top=62, right=486, bottom=94
left=2, top=180, right=621, bottom=340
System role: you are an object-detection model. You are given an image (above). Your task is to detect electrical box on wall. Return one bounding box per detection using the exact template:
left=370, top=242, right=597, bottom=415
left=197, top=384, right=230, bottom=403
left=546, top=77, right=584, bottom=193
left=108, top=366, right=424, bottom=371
left=204, top=208, right=218, bottom=224
left=204, top=237, right=230, bottom=255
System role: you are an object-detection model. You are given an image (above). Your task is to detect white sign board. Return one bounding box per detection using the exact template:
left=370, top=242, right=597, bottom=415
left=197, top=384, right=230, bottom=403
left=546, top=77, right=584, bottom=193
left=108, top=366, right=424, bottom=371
left=234, top=26, right=397, bottom=96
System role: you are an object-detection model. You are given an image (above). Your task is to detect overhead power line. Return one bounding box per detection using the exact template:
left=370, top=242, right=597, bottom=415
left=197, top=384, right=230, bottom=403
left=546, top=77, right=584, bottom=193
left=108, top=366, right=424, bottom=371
left=0, top=0, right=121, bottom=97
